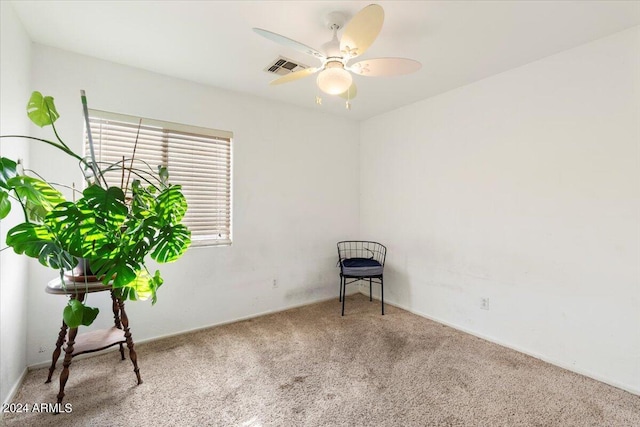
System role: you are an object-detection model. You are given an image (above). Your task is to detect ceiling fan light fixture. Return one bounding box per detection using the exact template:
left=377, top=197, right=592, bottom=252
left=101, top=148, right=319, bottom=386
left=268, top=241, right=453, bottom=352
left=317, top=62, right=352, bottom=95
left=255, top=4, right=421, bottom=106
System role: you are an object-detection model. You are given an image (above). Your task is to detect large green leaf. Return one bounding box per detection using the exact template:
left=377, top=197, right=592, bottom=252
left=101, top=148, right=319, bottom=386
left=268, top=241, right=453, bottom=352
left=89, top=254, right=139, bottom=288
left=26, top=91, right=60, bottom=127
left=113, top=260, right=138, bottom=287
left=133, top=271, right=153, bottom=301
left=7, top=176, right=65, bottom=221
left=82, top=185, right=127, bottom=228
left=46, top=186, right=127, bottom=259
left=0, top=157, right=17, bottom=189
left=5, top=222, right=75, bottom=269
left=45, top=202, right=106, bottom=257
left=155, top=185, right=187, bottom=225
left=130, top=180, right=157, bottom=219
left=129, top=270, right=161, bottom=301
left=0, top=191, right=10, bottom=219
left=113, top=269, right=164, bottom=304
left=6, top=222, right=53, bottom=258
left=151, top=270, right=164, bottom=304
left=39, top=241, right=76, bottom=270
left=63, top=300, right=83, bottom=329
left=151, top=224, right=191, bottom=263
left=63, top=300, right=100, bottom=328
left=81, top=305, right=100, bottom=326
left=124, top=216, right=160, bottom=261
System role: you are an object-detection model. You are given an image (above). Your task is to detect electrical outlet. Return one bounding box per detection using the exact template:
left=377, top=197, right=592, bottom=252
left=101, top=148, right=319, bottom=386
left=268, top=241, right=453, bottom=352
left=480, top=298, right=490, bottom=310
left=38, top=346, right=46, bottom=353
left=272, top=279, right=278, bottom=289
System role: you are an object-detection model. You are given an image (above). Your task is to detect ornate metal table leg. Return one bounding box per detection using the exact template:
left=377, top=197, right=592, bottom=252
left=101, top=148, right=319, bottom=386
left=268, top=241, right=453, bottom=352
left=46, top=320, right=68, bottom=383
left=118, top=298, right=142, bottom=384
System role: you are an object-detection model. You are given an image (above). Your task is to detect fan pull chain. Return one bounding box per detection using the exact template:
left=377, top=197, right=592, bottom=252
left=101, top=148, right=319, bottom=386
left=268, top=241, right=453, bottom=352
left=315, top=85, right=322, bottom=106
left=345, top=87, right=351, bottom=110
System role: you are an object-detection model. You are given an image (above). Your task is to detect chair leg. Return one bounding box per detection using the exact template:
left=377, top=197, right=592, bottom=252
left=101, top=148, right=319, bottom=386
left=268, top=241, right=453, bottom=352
left=369, top=278, right=372, bottom=301
left=341, top=278, right=346, bottom=316
left=381, top=276, right=384, bottom=315
left=339, top=275, right=342, bottom=302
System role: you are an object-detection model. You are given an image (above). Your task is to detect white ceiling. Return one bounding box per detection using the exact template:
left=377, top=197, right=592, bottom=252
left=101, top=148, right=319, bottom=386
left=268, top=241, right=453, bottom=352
left=11, top=1, right=640, bottom=121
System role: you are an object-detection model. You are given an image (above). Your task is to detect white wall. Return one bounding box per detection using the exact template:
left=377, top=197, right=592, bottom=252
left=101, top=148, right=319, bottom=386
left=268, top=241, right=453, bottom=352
left=0, top=1, right=32, bottom=405
left=360, top=26, right=640, bottom=393
left=24, top=45, right=360, bottom=366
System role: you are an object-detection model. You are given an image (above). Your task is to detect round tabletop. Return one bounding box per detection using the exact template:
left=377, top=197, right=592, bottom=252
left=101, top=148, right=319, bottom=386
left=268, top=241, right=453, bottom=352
left=46, top=277, right=113, bottom=295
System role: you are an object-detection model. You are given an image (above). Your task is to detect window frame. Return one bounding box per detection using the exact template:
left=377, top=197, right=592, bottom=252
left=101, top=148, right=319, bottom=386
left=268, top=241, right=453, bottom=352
left=84, top=109, right=233, bottom=247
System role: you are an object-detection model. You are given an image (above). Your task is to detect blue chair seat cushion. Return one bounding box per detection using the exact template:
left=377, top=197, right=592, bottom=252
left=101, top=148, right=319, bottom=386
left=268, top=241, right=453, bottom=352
left=341, top=258, right=383, bottom=277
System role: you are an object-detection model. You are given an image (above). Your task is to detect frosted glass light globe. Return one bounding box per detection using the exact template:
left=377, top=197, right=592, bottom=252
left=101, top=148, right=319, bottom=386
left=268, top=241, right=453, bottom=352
left=317, top=65, right=353, bottom=95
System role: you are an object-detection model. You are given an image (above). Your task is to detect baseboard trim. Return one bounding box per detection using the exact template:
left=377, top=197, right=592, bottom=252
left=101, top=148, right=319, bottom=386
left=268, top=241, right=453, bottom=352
left=375, top=294, right=639, bottom=396
left=2, top=366, right=28, bottom=408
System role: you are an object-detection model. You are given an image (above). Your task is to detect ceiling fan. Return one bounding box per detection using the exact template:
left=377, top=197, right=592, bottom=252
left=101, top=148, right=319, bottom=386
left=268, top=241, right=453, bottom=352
left=253, top=4, right=421, bottom=109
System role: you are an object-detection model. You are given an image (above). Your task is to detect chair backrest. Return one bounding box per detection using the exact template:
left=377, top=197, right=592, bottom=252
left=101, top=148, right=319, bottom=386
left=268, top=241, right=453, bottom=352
left=337, top=241, right=387, bottom=266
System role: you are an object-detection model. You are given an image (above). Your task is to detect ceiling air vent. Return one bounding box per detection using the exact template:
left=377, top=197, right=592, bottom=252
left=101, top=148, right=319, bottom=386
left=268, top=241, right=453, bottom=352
left=264, top=56, right=308, bottom=76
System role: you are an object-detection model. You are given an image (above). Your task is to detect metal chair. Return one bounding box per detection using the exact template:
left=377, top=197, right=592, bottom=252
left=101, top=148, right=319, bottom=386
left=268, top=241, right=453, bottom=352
left=337, top=241, right=387, bottom=316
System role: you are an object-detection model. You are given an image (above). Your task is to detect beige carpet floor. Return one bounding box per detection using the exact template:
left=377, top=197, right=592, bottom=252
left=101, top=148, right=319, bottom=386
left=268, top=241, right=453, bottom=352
left=3, top=293, right=640, bottom=426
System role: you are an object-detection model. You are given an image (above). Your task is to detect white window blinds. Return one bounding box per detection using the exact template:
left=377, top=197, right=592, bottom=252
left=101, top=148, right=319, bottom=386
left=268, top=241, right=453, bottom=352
left=85, top=109, right=232, bottom=246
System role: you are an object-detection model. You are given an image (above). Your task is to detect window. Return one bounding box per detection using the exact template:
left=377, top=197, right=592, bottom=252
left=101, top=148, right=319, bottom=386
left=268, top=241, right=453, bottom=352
left=84, top=109, right=232, bottom=246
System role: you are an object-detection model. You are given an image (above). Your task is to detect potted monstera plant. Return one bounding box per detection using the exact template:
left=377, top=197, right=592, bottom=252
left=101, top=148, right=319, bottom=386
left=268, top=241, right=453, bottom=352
left=0, top=91, right=191, bottom=328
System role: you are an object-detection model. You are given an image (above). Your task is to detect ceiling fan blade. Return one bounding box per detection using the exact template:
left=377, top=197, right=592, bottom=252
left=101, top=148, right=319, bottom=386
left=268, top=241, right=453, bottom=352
left=253, top=28, right=325, bottom=60
left=349, top=58, right=422, bottom=77
left=269, top=67, right=319, bottom=85
left=340, top=4, right=384, bottom=59
left=338, top=83, right=357, bottom=100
